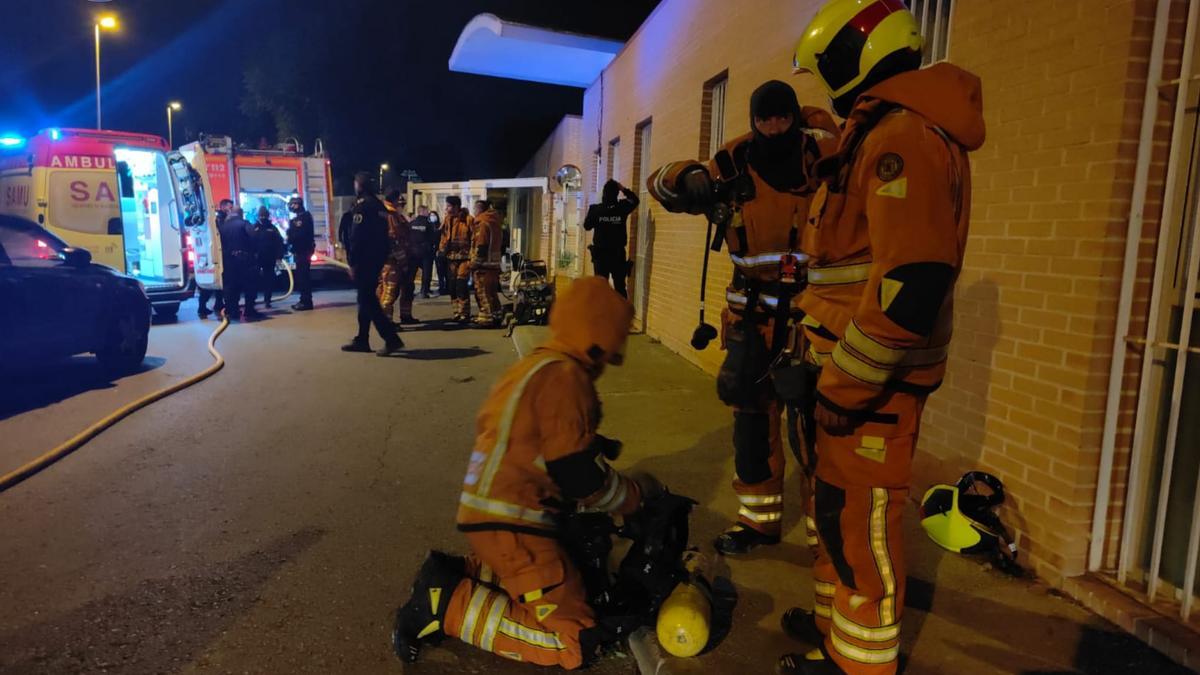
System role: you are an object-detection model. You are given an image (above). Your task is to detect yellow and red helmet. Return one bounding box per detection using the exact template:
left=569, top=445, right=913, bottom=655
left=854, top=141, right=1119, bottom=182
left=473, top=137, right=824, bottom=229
left=793, top=0, right=923, bottom=99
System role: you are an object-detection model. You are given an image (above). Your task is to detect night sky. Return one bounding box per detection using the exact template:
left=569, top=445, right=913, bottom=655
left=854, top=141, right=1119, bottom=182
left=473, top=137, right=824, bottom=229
left=0, top=0, right=659, bottom=189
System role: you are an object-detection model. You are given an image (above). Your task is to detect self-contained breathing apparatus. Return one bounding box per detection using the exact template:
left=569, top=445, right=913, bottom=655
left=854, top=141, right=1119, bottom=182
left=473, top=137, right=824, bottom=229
left=555, top=488, right=710, bottom=652
left=694, top=145, right=820, bottom=474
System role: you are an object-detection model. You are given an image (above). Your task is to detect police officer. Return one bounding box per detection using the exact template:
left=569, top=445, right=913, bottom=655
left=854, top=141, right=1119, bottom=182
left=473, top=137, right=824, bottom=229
left=252, top=206, right=284, bottom=309
left=583, top=180, right=638, bottom=298
left=218, top=206, right=260, bottom=321
left=287, top=196, right=316, bottom=311
left=198, top=198, right=233, bottom=319
left=777, top=2, right=985, bottom=673
left=647, top=81, right=838, bottom=556
left=408, top=204, right=438, bottom=298
left=343, top=172, right=404, bottom=356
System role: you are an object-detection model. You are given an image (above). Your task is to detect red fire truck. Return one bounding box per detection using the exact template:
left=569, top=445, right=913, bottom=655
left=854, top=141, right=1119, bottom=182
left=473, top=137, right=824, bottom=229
left=178, top=135, right=338, bottom=295
left=0, top=128, right=207, bottom=319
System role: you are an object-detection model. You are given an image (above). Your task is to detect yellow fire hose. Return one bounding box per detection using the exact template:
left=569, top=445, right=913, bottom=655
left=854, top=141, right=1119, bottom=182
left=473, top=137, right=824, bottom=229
left=0, top=260, right=298, bottom=494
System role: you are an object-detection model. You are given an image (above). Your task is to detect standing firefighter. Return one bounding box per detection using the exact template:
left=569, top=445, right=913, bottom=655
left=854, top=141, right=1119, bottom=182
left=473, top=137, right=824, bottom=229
left=377, top=191, right=414, bottom=327
left=391, top=277, right=658, bottom=669
left=778, top=2, right=984, bottom=673
left=441, top=196, right=474, bottom=322
left=470, top=199, right=504, bottom=327
left=647, top=80, right=838, bottom=555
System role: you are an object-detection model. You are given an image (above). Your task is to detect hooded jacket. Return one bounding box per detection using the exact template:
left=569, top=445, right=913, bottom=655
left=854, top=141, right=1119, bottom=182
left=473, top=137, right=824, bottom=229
left=798, top=63, right=986, bottom=413
left=457, top=277, right=639, bottom=536
left=471, top=208, right=504, bottom=269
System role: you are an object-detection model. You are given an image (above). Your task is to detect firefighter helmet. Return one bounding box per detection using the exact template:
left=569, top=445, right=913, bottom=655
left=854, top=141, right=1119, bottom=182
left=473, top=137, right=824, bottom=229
left=920, top=472, right=1020, bottom=573
left=793, top=0, right=923, bottom=100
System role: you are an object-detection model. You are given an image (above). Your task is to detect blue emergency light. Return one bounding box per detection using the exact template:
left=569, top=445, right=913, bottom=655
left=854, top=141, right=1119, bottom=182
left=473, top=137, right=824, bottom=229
left=0, top=133, right=26, bottom=148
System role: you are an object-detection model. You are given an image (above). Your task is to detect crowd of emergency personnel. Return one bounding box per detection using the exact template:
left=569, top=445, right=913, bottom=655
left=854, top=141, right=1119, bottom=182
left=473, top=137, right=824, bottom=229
left=387, top=1, right=985, bottom=674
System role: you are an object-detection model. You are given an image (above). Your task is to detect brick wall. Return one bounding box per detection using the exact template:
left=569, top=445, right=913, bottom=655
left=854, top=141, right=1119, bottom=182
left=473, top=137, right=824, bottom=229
left=567, top=0, right=1159, bottom=583
left=519, top=115, right=584, bottom=263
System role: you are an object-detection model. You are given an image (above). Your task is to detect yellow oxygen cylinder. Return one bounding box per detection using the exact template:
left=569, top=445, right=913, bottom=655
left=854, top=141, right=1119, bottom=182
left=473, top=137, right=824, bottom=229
left=656, top=565, right=713, bottom=658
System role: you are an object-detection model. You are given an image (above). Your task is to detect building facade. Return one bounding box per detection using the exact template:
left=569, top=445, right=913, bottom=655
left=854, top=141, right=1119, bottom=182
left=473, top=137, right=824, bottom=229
left=522, top=0, right=1200, bottom=655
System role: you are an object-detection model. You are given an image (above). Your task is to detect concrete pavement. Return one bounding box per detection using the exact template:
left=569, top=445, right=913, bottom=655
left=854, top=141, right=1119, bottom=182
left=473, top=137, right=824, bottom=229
left=0, top=291, right=1188, bottom=674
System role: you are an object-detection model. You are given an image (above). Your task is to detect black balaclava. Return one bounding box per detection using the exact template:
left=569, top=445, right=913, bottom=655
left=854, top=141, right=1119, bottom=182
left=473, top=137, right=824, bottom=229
left=748, top=80, right=808, bottom=192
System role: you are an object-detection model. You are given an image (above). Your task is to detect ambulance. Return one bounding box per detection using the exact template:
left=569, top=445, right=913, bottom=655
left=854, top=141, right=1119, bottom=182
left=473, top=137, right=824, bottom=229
left=178, top=135, right=338, bottom=293
left=0, top=128, right=207, bottom=319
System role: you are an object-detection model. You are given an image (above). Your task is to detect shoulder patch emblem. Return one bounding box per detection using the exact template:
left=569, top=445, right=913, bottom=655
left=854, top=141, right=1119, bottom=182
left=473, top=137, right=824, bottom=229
left=876, top=153, right=905, bottom=182
left=875, top=177, right=908, bottom=200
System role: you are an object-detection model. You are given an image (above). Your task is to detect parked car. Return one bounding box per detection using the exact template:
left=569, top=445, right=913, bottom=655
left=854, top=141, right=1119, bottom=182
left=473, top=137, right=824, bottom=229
left=0, top=215, right=150, bottom=373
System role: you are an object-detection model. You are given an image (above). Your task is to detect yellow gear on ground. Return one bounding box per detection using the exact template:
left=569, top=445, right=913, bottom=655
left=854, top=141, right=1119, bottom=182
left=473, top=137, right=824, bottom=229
left=655, top=577, right=712, bottom=658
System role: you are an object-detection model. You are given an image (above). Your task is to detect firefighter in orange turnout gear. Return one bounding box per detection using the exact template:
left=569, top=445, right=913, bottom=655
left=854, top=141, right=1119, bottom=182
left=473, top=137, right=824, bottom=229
left=391, top=277, right=659, bottom=669
left=647, top=80, right=838, bottom=555
left=470, top=199, right=505, bottom=327
left=777, top=2, right=985, bottom=674
left=377, top=190, right=411, bottom=329
left=441, top=196, right=474, bottom=322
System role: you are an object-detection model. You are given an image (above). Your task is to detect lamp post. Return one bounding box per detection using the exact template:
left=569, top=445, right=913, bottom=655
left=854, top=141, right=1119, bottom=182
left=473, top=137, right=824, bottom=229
left=94, top=14, right=118, bottom=130
left=379, top=163, right=389, bottom=191
left=166, top=101, right=182, bottom=147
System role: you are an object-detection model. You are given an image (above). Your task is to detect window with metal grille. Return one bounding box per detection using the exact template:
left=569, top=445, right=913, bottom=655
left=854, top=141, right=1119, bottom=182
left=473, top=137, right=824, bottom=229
left=699, top=73, right=728, bottom=161
left=909, top=0, right=953, bottom=65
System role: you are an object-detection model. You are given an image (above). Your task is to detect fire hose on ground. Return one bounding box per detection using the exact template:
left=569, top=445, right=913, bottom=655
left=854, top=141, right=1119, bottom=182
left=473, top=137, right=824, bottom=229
left=0, top=261, right=297, bottom=494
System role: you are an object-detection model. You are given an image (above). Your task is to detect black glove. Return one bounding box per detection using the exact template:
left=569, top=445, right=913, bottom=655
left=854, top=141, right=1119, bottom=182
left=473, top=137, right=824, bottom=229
left=594, top=434, right=623, bottom=460
left=681, top=169, right=713, bottom=215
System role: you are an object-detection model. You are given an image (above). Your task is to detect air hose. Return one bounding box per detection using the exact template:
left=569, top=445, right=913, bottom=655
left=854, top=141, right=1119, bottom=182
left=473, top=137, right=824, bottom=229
left=272, top=260, right=295, bottom=303
left=0, top=318, right=231, bottom=494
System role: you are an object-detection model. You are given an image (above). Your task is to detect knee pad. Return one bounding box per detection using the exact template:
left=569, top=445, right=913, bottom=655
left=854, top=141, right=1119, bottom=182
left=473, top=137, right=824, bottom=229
left=815, top=478, right=856, bottom=589
left=733, top=412, right=772, bottom=485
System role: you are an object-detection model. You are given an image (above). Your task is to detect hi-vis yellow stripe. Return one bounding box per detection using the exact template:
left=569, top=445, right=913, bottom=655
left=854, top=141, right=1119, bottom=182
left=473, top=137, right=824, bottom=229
left=477, top=356, right=564, bottom=496
left=845, top=322, right=904, bottom=366
left=498, top=619, right=565, bottom=650
left=833, top=606, right=900, bottom=643
left=460, top=586, right=492, bottom=644
left=831, top=630, right=899, bottom=665
left=459, top=492, right=554, bottom=526
left=808, top=262, right=871, bottom=285
left=870, top=488, right=897, bottom=625
left=479, top=594, right=509, bottom=652
left=832, top=342, right=891, bottom=385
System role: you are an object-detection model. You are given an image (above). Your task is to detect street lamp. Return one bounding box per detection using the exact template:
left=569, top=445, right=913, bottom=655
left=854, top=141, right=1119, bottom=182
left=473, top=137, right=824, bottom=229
left=379, top=163, right=389, bottom=191
left=94, top=14, right=118, bottom=130
left=166, top=101, right=182, bottom=147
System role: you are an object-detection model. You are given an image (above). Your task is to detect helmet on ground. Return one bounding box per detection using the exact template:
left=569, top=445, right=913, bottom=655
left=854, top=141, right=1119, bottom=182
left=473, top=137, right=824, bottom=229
left=920, top=472, right=1021, bottom=574
left=793, top=0, right=923, bottom=100
left=547, top=276, right=633, bottom=371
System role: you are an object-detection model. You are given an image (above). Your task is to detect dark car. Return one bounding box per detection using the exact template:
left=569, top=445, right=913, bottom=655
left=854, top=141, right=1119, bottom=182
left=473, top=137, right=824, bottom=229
left=0, top=215, right=151, bottom=373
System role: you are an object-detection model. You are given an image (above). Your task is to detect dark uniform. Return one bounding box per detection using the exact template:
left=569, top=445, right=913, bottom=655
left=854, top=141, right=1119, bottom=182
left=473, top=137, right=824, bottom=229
left=287, top=207, right=316, bottom=309
left=218, top=213, right=258, bottom=319
left=254, top=217, right=285, bottom=309
left=583, top=187, right=638, bottom=298
left=408, top=213, right=437, bottom=298
left=345, top=192, right=402, bottom=353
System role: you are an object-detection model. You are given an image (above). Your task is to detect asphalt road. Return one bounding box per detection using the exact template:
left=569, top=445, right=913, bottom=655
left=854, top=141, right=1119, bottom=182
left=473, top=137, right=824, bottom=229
left=0, top=290, right=1192, bottom=675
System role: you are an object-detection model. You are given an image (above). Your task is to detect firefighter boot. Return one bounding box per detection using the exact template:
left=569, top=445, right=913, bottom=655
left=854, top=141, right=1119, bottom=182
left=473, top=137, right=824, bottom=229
left=777, top=647, right=847, bottom=675
left=392, top=550, right=467, bottom=663
left=780, top=608, right=824, bottom=646
left=713, top=524, right=780, bottom=556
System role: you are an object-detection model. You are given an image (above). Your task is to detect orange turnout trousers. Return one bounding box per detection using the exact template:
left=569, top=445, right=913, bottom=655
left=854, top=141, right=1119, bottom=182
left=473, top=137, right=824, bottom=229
left=443, top=531, right=594, bottom=668
left=798, top=63, right=984, bottom=674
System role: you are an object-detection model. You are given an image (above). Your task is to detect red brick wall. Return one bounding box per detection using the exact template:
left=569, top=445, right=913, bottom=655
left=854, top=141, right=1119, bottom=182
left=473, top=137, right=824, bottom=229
left=570, top=0, right=1159, bottom=583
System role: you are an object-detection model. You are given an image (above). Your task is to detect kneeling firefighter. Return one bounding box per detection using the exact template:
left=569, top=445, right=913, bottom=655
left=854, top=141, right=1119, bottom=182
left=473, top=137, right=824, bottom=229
left=776, top=2, right=985, bottom=674
left=647, top=80, right=838, bottom=555
left=392, top=277, right=660, bottom=669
